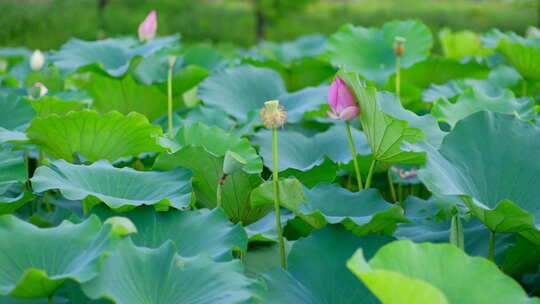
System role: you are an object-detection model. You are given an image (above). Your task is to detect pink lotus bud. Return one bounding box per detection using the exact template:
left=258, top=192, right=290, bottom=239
left=391, top=166, right=417, bottom=179
left=34, top=82, right=48, bottom=97
left=30, top=50, right=45, bottom=71
left=138, top=10, right=157, bottom=42
left=326, top=76, right=360, bottom=121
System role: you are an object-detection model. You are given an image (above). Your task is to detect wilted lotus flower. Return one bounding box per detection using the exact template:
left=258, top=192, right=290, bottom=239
left=34, top=82, right=48, bottom=97
left=327, top=76, right=360, bottom=121
left=138, top=10, right=157, bottom=42
left=260, top=100, right=287, bottom=128
left=30, top=50, right=45, bottom=71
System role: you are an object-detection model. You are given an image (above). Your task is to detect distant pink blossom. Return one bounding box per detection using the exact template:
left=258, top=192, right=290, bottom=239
left=138, top=10, right=157, bottom=42
left=34, top=82, right=48, bottom=97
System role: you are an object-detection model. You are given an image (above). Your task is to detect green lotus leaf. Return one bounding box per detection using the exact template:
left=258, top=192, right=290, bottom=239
left=198, top=65, right=327, bottom=123
left=252, top=124, right=369, bottom=172
left=0, top=149, right=26, bottom=194
left=439, top=29, right=491, bottom=60
left=130, top=54, right=208, bottom=96
left=0, top=128, right=27, bottom=144
left=0, top=94, right=35, bottom=131
left=497, top=38, right=540, bottom=81
left=154, top=122, right=270, bottom=224
left=328, top=20, right=433, bottom=85
left=0, top=188, right=35, bottom=215
left=245, top=56, right=335, bottom=92
left=432, top=87, right=534, bottom=127
left=81, top=239, right=256, bottom=304
left=26, top=110, right=165, bottom=163
left=182, top=47, right=228, bottom=72
left=387, top=57, right=489, bottom=110
left=348, top=240, right=536, bottom=304
left=50, top=35, right=179, bottom=77
left=298, top=183, right=407, bottom=236
left=422, top=65, right=520, bottom=102
left=260, top=225, right=392, bottom=303
left=483, top=29, right=540, bottom=49
left=0, top=215, right=112, bottom=299
left=181, top=106, right=235, bottom=131
left=93, top=205, right=246, bottom=261
left=340, top=72, right=426, bottom=164
left=245, top=210, right=295, bottom=242
left=31, top=160, right=192, bottom=210
left=418, top=111, right=540, bottom=244
left=395, top=197, right=514, bottom=261
left=0, top=149, right=32, bottom=214
left=502, top=236, right=540, bottom=278
left=377, top=91, right=446, bottom=147
left=81, top=72, right=170, bottom=121
left=25, top=96, right=86, bottom=117
left=280, top=157, right=338, bottom=188
left=259, top=34, right=327, bottom=63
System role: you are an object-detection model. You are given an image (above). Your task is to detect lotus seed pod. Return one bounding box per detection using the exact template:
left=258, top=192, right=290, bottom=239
left=393, top=36, right=406, bottom=56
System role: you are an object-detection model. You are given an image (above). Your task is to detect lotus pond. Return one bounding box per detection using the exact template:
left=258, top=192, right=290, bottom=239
left=1, top=12, right=540, bottom=304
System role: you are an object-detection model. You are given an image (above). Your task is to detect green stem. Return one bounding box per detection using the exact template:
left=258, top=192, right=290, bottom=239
left=38, top=149, right=44, bottom=166
left=167, top=62, right=174, bottom=138
left=48, top=295, right=53, bottom=304
left=488, top=230, right=495, bottom=261
left=44, top=192, right=52, bottom=213
left=272, top=126, right=287, bottom=269
left=522, top=80, right=528, bottom=97
left=387, top=170, right=397, bottom=202
left=398, top=183, right=403, bottom=204
left=345, top=122, right=363, bottom=191
left=216, top=182, right=223, bottom=208
left=365, top=159, right=377, bottom=189
left=450, top=215, right=464, bottom=250
left=396, top=55, right=401, bottom=98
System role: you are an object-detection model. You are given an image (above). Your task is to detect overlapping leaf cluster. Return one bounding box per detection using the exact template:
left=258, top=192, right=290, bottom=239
left=1, top=19, right=540, bottom=303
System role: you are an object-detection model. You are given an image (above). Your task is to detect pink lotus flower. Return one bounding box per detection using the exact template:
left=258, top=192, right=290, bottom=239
left=34, top=82, right=48, bottom=97
left=327, top=76, right=360, bottom=121
left=138, top=10, right=157, bottom=42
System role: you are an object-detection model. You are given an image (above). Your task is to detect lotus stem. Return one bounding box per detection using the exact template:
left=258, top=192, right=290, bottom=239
left=216, top=183, right=223, bottom=208
left=488, top=230, right=495, bottom=261
left=365, top=159, right=377, bottom=189
left=387, top=170, right=397, bottom=202
left=450, top=215, right=464, bottom=250
left=345, top=121, right=363, bottom=191
left=272, top=126, right=287, bottom=269
left=167, top=58, right=175, bottom=138
left=216, top=174, right=226, bottom=208
left=522, top=80, right=528, bottom=97
left=398, top=183, right=403, bottom=204
left=395, top=55, right=401, bottom=98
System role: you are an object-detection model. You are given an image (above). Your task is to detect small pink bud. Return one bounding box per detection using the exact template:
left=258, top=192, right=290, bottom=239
left=327, top=76, right=360, bottom=121
left=138, top=10, right=157, bottom=42
left=34, top=82, right=48, bottom=97
left=391, top=166, right=417, bottom=179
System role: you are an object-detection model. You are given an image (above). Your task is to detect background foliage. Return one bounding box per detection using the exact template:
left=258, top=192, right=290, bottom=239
left=0, top=0, right=537, bottom=50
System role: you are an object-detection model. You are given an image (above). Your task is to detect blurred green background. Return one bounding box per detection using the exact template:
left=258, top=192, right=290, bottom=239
left=1, top=0, right=538, bottom=50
